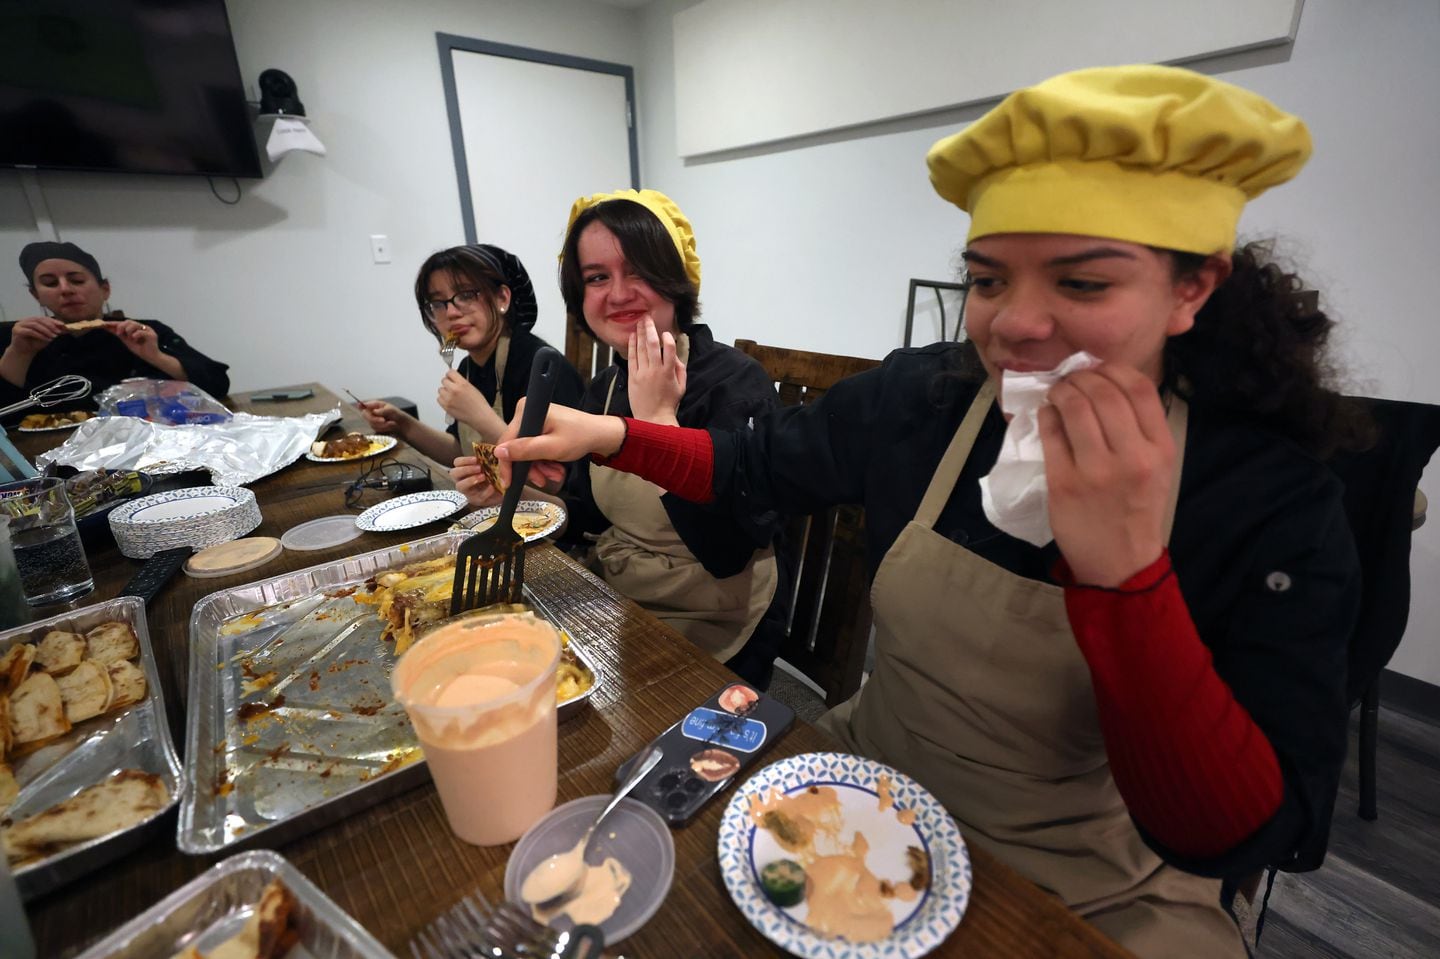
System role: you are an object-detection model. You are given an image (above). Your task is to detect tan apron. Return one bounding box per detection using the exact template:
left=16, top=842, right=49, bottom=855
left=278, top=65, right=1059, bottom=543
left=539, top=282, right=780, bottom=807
left=456, top=334, right=510, bottom=452
left=821, top=382, right=1244, bottom=959
left=589, top=337, right=778, bottom=662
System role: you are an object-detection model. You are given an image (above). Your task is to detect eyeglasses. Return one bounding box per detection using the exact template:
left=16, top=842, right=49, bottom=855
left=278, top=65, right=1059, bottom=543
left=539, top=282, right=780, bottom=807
left=424, top=289, right=486, bottom=319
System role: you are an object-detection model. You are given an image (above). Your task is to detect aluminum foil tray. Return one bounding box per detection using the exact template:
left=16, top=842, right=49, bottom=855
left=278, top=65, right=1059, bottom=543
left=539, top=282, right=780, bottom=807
left=180, top=532, right=600, bottom=855
left=0, top=597, right=183, bottom=900
left=74, top=849, right=395, bottom=958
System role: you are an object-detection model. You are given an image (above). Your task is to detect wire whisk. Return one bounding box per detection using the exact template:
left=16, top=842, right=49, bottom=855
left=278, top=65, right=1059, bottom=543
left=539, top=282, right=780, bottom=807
left=0, top=374, right=92, bottom=419
left=410, top=889, right=603, bottom=959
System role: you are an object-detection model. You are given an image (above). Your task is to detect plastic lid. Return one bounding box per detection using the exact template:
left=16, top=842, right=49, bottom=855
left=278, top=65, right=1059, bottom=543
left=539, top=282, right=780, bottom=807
left=504, top=796, right=674, bottom=945
left=185, top=536, right=284, bottom=579
left=280, top=514, right=363, bottom=551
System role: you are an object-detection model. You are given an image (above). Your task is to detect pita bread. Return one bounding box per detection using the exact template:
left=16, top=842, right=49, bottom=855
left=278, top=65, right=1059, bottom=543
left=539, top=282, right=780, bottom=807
left=35, top=631, right=86, bottom=676
left=472, top=441, right=506, bottom=493
left=0, top=763, right=17, bottom=811
left=9, top=673, right=70, bottom=749
left=105, top=659, right=148, bottom=711
left=85, top=622, right=139, bottom=665
left=0, top=644, right=35, bottom=694
left=2, top=769, right=168, bottom=864
left=57, top=660, right=113, bottom=724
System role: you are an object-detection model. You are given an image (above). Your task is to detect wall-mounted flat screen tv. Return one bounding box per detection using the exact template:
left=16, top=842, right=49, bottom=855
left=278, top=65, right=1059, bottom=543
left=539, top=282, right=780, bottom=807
left=0, top=0, right=262, bottom=178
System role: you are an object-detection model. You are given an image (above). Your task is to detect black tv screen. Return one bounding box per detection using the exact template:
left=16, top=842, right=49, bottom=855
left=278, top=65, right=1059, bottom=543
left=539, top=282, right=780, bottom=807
left=0, top=0, right=262, bottom=178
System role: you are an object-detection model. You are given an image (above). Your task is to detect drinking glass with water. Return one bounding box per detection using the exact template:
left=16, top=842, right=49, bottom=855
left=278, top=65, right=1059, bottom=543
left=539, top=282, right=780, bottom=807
left=0, top=477, right=94, bottom=606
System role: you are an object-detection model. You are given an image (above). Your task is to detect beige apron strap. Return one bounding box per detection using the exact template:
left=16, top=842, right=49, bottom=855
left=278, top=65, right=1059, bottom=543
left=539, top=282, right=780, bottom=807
left=489, top=334, right=511, bottom=419
left=601, top=367, right=619, bottom=415
left=915, top=380, right=996, bottom=530
left=1161, top=395, right=1188, bottom=546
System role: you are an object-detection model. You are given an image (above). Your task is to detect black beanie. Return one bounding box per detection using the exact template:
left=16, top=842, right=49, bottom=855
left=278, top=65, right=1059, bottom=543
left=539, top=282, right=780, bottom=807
left=19, top=242, right=104, bottom=285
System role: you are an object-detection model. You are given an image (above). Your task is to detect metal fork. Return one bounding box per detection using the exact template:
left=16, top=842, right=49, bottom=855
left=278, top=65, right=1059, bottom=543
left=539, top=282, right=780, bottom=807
left=449, top=346, right=560, bottom=615
left=410, top=889, right=604, bottom=959
left=440, top=335, right=459, bottom=368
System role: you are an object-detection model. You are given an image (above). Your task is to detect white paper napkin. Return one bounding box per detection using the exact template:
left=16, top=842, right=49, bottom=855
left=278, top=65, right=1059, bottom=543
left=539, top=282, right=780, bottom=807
left=979, top=352, right=1100, bottom=546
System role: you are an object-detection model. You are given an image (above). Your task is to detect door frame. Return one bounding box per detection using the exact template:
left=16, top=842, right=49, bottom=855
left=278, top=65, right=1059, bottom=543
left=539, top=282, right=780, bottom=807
left=436, top=33, right=641, bottom=245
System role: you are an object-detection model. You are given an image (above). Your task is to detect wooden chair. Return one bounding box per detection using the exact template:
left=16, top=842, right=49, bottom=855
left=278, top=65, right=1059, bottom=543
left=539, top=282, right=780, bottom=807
left=564, top=323, right=614, bottom=390
left=735, top=339, right=882, bottom=707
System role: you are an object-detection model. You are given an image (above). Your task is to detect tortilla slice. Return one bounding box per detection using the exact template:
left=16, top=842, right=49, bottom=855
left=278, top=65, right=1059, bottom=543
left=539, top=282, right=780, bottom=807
left=472, top=441, right=506, bottom=493
left=85, top=622, right=140, bottom=665
left=2, top=769, right=168, bottom=864
left=9, top=673, right=70, bottom=749
left=65, top=318, right=108, bottom=334
left=203, top=878, right=298, bottom=959
left=0, top=644, right=35, bottom=694
left=105, top=659, right=148, bottom=711
left=56, top=660, right=113, bottom=724
left=35, top=630, right=87, bottom=676
left=0, top=763, right=17, bottom=811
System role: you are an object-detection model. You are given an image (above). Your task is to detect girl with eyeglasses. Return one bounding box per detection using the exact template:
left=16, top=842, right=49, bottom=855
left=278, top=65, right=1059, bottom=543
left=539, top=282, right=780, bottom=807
left=358, top=244, right=583, bottom=463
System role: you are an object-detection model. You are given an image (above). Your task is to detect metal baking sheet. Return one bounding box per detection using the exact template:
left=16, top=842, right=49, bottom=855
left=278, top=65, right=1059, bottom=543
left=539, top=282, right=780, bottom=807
left=0, top=597, right=183, bottom=900
left=74, top=848, right=395, bottom=959
left=180, top=531, right=602, bottom=855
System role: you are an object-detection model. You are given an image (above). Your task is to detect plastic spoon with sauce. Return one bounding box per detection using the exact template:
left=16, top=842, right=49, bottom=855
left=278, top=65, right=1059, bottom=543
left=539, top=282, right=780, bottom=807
left=521, top=745, right=664, bottom=908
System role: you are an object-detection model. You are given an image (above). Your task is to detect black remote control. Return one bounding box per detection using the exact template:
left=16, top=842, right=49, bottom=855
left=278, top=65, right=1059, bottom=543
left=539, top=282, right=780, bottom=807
left=118, top=547, right=191, bottom=604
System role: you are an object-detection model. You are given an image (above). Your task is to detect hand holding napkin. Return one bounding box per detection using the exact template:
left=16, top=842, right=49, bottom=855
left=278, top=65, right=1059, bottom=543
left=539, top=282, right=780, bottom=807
left=979, top=352, right=1100, bottom=546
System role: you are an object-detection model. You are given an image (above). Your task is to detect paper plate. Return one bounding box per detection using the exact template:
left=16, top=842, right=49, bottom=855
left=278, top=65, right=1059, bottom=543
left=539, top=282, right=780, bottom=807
left=108, top=486, right=263, bottom=560
left=304, top=434, right=398, bottom=463
left=355, top=490, right=468, bottom=532
left=717, top=752, right=970, bottom=959
left=453, top=500, right=566, bottom=542
left=17, top=413, right=93, bottom=432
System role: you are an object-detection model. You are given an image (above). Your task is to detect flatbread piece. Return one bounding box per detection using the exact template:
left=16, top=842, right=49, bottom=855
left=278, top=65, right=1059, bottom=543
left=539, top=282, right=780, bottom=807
left=472, top=441, right=506, bottom=493
left=86, top=621, right=140, bottom=665
left=105, top=659, right=148, bottom=711
left=56, top=660, right=113, bottom=724
left=9, top=673, right=70, bottom=749
left=35, top=630, right=86, bottom=676
left=0, top=644, right=35, bottom=694
left=2, top=769, right=168, bottom=864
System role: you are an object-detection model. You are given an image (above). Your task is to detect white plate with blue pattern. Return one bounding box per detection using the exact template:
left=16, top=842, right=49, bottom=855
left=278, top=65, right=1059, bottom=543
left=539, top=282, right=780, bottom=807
left=718, top=752, right=969, bottom=958
left=355, top=490, right=468, bottom=532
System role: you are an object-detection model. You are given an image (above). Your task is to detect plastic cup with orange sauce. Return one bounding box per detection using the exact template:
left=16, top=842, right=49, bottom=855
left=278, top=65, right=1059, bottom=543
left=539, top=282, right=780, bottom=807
left=392, top=611, right=561, bottom=846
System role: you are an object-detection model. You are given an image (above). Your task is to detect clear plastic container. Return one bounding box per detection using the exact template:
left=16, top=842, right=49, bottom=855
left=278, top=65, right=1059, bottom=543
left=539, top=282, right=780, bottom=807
left=279, top=515, right=363, bottom=551
left=504, top=795, right=675, bottom=944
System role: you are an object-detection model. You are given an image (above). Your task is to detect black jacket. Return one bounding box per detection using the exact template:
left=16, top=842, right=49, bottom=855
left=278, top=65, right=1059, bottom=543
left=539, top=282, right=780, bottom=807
left=0, top=317, right=230, bottom=420
left=564, top=323, right=782, bottom=578
left=445, top=328, right=584, bottom=438
left=712, top=342, right=1359, bottom=879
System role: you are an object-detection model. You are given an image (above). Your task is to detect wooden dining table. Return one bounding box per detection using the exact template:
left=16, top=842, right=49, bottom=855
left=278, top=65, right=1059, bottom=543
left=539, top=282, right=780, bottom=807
left=12, top=383, right=1132, bottom=959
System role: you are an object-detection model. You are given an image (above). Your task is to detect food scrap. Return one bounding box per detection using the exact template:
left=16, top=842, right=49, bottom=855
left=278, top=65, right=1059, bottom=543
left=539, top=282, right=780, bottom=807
left=168, top=877, right=298, bottom=959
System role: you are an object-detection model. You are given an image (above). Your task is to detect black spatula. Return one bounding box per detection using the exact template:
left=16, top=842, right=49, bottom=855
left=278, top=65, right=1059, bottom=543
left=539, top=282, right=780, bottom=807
left=448, top=347, right=561, bottom=615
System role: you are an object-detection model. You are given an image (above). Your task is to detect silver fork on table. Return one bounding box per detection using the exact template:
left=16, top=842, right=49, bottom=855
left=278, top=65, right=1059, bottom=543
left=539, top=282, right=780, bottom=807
left=410, top=890, right=604, bottom=959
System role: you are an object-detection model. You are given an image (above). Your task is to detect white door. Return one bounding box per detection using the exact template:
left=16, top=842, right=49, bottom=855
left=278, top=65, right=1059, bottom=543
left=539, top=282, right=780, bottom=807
left=448, top=45, right=636, bottom=353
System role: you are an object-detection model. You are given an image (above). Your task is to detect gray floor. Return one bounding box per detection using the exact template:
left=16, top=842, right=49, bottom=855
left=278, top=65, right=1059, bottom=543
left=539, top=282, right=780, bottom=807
left=766, top=665, right=1440, bottom=958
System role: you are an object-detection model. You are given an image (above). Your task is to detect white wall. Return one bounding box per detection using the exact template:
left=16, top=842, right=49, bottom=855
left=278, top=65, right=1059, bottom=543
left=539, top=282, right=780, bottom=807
left=634, top=0, right=1440, bottom=686
left=0, top=0, right=642, bottom=428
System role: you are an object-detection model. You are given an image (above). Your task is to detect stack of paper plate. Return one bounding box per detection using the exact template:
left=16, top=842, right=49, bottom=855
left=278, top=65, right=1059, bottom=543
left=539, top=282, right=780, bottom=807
left=108, top=486, right=263, bottom=559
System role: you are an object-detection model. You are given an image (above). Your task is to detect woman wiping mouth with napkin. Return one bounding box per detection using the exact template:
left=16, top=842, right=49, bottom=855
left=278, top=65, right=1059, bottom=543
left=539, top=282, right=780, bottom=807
left=488, top=67, right=1370, bottom=956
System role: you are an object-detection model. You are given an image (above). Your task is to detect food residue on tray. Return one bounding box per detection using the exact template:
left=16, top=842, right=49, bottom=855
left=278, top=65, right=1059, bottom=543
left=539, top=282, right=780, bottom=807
left=221, top=613, right=266, bottom=636
left=241, top=670, right=278, bottom=696
left=238, top=695, right=286, bottom=722
left=169, top=876, right=297, bottom=959
left=748, top=782, right=931, bottom=943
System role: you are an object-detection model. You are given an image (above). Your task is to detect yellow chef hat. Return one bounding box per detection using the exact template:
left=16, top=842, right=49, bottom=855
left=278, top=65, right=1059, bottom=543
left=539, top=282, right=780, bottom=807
left=926, top=65, right=1312, bottom=255
left=564, top=188, right=702, bottom=292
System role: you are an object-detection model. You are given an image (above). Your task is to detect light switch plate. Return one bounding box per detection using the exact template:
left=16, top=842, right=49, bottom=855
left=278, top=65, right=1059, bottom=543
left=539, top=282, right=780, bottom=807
left=369, top=234, right=391, bottom=264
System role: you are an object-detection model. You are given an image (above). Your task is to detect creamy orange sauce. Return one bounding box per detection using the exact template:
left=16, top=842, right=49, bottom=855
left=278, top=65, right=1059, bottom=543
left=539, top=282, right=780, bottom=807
left=752, top=783, right=929, bottom=943
left=530, top=856, right=632, bottom=926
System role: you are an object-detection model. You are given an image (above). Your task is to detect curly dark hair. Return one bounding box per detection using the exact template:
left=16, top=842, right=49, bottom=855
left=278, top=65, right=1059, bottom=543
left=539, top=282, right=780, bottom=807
left=1164, top=241, right=1373, bottom=458
left=558, top=199, right=700, bottom=336
left=934, top=240, right=1373, bottom=459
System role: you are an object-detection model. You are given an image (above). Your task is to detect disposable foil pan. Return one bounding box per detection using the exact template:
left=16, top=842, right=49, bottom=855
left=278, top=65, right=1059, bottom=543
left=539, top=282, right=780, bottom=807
left=74, top=849, right=395, bottom=958
left=179, top=532, right=601, bottom=855
left=0, top=597, right=183, bottom=900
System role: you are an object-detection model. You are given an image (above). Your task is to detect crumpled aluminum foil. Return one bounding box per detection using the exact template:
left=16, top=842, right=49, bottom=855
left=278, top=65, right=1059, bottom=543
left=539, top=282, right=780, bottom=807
left=35, top=409, right=343, bottom=487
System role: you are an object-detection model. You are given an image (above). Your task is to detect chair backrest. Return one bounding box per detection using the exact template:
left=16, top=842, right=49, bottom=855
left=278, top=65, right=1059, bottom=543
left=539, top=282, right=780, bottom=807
left=735, top=338, right=882, bottom=706
left=564, top=323, right=614, bottom=391
left=1328, top=397, right=1440, bottom=702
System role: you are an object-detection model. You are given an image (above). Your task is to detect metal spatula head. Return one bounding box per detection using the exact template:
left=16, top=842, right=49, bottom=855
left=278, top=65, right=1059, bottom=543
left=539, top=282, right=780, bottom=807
left=449, top=347, right=560, bottom=616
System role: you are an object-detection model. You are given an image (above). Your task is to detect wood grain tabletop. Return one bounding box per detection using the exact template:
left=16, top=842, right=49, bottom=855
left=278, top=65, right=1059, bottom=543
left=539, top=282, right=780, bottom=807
left=12, top=384, right=1133, bottom=959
